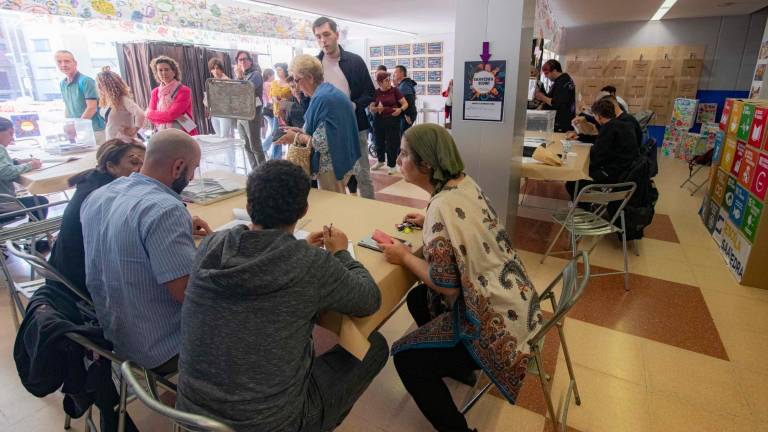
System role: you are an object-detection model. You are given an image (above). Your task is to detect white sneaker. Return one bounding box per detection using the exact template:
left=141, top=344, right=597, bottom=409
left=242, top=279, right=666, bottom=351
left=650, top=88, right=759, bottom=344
left=372, top=161, right=385, bottom=170
left=388, top=167, right=397, bottom=175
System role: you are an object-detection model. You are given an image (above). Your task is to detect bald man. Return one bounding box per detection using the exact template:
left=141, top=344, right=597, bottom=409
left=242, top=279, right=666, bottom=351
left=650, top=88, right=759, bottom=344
left=80, top=129, right=211, bottom=373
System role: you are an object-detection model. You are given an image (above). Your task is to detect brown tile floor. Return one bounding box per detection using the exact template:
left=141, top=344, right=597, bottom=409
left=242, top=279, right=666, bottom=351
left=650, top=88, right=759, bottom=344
left=2, top=155, right=768, bottom=431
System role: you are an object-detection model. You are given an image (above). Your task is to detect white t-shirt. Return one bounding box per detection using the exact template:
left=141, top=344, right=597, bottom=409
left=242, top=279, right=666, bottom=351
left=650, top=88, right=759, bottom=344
left=322, top=54, right=351, bottom=98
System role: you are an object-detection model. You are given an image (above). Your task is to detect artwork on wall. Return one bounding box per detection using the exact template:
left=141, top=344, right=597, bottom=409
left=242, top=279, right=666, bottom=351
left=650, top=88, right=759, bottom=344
left=383, top=58, right=397, bottom=69
left=412, top=71, right=426, bottom=82
left=427, top=42, right=443, bottom=55
left=427, top=84, right=442, bottom=95
left=397, top=58, right=411, bottom=69
left=412, top=43, right=426, bottom=55
left=370, top=59, right=383, bottom=70
left=398, top=44, right=411, bottom=56
left=369, top=46, right=382, bottom=58
left=428, top=71, right=442, bottom=82
left=382, top=45, right=397, bottom=57
left=413, top=57, right=426, bottom=69
left=415, top=84, right=425, bottom=95
left=428, top=57, right=443, bottom=69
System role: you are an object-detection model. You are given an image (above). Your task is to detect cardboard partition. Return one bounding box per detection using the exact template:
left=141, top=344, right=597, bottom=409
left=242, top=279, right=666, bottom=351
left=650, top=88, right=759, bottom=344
left=605, top=59, right=628, bottom=77
left=566, top=60, right=583, bottom=75
left=629, top=60, right=652, bottom=78
left=601, top=78, right=625, bottom=94
left=583, top=60, right=607, bottom=77
left=650, top=79, right=675, bottom=97
left=681, top=58, right=704, bottom=78
left=652, top=59, right=676, bottom=78
left=581, top=78, right=603, bottom=95
left=626, top=80, right=649, bottom=97
left=676, top=78, right=698, bottom=99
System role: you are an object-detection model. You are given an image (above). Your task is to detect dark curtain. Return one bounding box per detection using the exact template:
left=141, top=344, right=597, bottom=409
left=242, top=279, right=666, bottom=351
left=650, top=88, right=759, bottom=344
left=117, top=42, right=233, bottom=136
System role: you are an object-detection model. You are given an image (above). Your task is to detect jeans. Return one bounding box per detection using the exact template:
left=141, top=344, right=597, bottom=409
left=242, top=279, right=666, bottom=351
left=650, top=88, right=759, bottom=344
left=261, top=116, right=282, bottom=160
left=351, top=130, right=374, bottom=199
left=211, top=116, right=236, bottom=138
left=0, top=195, right=49, bottom=224
left=298, top=332, right=389, bottom=432
left=237, top=109, right=265, bottom=171
left=374, top=116, right=401, bottom=168
left=393, top=285, right=481, bottom=432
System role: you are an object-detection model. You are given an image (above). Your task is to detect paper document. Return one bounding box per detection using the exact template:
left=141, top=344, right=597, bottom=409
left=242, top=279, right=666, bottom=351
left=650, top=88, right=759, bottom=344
left=294, top=229, right=356, bottom=259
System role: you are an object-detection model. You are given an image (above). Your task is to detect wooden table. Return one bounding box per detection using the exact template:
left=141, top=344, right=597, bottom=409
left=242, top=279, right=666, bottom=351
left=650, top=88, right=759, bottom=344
left=521, top=132, right=591, bottom=182
left=188, top=188, right=423, bottom=359
left=17, top=151, right=98, bottom=195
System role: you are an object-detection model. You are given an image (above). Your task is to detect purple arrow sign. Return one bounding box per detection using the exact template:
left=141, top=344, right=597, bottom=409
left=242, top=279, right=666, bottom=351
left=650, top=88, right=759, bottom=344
left=480, top=41, right=491, bottom=63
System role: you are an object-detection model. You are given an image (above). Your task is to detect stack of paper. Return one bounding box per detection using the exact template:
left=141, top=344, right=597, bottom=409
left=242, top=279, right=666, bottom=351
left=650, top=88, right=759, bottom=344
left=182, top=178, right=243, bottom=203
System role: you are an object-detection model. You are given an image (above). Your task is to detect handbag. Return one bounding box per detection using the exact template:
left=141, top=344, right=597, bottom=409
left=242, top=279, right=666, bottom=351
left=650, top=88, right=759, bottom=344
left=286, top=132, right=311, bottom=176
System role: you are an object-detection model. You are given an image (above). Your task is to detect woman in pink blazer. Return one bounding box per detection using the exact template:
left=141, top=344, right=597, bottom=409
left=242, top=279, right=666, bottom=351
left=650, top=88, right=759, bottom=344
left=146, top=56, right=197, bottom=136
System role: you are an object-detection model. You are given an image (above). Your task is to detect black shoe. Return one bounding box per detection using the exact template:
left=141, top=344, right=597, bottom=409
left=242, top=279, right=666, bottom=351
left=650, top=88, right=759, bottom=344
left=448, top=369, right=478, bottom=387
left=34, top=238, right=50, bottom=254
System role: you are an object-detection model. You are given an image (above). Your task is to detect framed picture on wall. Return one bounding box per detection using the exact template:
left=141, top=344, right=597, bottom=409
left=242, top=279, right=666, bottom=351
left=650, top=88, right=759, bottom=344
left=397, top=58, right=411, bottom=69
left=428, top=56, right=443, bottom=69
left=413, top=43, right=426, bottom=55
left=382, top=45, right=397, bottom=57
left=428, top=71, right=442, bottom=82
left=397, top=44, right=411, bottom=56
left=413, top=71, right=427, bottom=82
left=415, top=84, right=426, bottom=95
left=383, top=58, right=397, bottom=69
left=413, top=57, right=426, bottom=69
left=369, top=46, right=382, bottom=57
left=369, top=59, right=383, bottom=70
left=427, top=84, right=442, bottom=95
left=427, top=42, right=443, bottom=55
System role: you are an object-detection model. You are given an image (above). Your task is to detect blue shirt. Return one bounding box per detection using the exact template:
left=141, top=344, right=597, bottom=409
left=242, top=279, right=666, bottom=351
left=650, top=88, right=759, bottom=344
left=81, top=172, right=195, bottom=368
left=60, top=72, right=105, bottom=132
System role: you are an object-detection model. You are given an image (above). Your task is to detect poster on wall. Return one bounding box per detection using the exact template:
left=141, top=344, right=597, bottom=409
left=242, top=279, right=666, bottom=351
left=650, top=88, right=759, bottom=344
left=428, top=57, right=443, bottom=69
left=413, top=57, right=426, bottom=69
left=369, top=46, right=382, bottom=58
left=427, top=42, right=443, bottom=55
left=397, top=58, right=411, bottom=69
left=427, top=84, right=442, bottom=95
left=760, top=41, right=768, bottom=61
left=415, top=84, right=425, bottom=96
left=428, top=71, right=443, bottom=82
left=369, top=59, right=383, bottom=70
left=413, top=43, right=426, bottom=55
left=412, top=71, right=427, bottom=82
left=463, top=60, right=506, bottom=122
left=697, top=103, right=718, bottom=125
left=382, top=45, right=397, bottom=57
left=398, top=45, right=411, bottom=56
left=383, top=58, right=397, bottom=69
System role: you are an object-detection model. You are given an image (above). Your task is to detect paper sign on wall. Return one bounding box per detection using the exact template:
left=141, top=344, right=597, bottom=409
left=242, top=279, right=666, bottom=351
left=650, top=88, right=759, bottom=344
left=630, top=60, right=652, bottom=78
left=681, top=58, right=704, bottom=77
left=462, top=60, right=506, bottom=122
left=605, top=59, right=628, bottom=77
left=626, top=81, right=649, bottom=97
left=583, top=60, right=606, bottom=77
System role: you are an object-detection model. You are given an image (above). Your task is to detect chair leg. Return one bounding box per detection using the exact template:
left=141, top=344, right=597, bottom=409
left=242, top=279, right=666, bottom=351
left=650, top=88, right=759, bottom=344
left=620, top=212, right=630, bottom=291
left=534, top=346, right=558, bottom=428
left=541, top=222, right=568, bottom=264
left=64, top=414, right=72, bottom=430
left=556, top=322, right=581, bottom=406
left=118, top=372, right=129, bottom=432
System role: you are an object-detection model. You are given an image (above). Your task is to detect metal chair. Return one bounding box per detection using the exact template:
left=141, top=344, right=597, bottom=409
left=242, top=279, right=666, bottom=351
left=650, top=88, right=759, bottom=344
left=461, top=252, right=590, bottom=432
left=119, top=361, right=234, bottom=432
left=680, top=148, right=713, bottom=196
left=540, top=182, right=636, bottom=291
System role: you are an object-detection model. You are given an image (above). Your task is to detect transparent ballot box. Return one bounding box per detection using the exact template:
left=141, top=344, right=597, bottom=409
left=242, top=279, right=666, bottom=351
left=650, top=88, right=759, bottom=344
left=182, top=136, right=248, bottom=205
left=41, top=118, right=97, bottom=154
left=526, top=110, right=556, bottom=134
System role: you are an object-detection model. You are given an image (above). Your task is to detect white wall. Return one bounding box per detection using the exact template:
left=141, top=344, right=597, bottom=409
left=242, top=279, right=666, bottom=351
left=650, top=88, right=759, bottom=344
left=563, top=12, right=768, bottom=91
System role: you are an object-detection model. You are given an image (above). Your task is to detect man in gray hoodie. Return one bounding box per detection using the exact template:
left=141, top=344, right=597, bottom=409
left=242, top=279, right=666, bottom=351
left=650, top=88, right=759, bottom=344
left=177, top=160, right=388, bottom=431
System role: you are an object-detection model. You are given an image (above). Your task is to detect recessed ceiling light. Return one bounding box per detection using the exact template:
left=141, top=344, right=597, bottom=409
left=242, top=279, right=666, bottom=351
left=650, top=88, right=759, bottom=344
left=651, top=0, right=679, bottom=21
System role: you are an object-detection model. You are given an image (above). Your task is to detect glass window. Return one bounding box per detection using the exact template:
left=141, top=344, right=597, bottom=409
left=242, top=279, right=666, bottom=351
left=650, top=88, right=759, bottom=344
left=0, top=71, right=10, bottom=90
left=31, top=39, right=51, bottom=52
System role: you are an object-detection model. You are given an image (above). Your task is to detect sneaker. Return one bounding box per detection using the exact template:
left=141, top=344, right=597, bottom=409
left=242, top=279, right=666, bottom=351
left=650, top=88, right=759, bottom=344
left=372, top=161, right=385, bottom=170
left=387, top=167, right=397, bottom=175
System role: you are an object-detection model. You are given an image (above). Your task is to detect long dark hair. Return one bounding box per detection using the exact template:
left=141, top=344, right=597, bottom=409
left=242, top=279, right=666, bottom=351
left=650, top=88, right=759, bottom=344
left=68, top=139, right=146, bottom=186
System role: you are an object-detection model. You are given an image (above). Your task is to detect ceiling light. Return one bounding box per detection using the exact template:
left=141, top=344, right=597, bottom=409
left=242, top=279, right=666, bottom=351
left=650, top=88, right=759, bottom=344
left=236, top=0, right=417, bottom=36
left=651, top=0, right=679, bottom=20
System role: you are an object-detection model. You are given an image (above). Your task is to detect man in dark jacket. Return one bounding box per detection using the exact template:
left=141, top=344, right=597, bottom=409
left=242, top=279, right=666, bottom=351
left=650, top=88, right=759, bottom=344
left=177, top=161, right=388, bottom=432
left=569, top=95, right=643, bottom=150
left=314, top=16, right=375, bottom=199
left=534, top=59, right=576, bottom=132
left=234, top=50, right=265, bottom=170
left=566, top=98, right=640, bottom=198
left=393, top=65, right=418, bottom=134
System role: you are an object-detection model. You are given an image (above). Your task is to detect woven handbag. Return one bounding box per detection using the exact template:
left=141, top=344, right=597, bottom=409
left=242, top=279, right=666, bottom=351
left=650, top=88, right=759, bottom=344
left=286, top=133, right=311, bottom=176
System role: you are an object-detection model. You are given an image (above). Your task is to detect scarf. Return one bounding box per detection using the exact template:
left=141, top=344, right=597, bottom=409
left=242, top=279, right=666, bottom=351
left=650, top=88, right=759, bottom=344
left=404, top=124, right=465, bottom=194
left=157, top=80, right=180, bottom=113
left=303, top=82, right=361, bottom=180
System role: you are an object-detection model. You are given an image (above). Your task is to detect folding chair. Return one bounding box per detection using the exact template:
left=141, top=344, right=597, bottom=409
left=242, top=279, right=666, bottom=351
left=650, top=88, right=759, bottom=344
left=119, top=361, right=234, bottom=432
left=680, top=148, right=713, bottom=196
left=461, top=252, right=590, bottom=432
left=540, top=182, right=636, bottom=291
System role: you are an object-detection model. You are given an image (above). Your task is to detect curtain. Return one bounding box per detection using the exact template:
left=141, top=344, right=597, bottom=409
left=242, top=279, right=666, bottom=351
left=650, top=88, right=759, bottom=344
left=117, top=42, right=234, bottom=136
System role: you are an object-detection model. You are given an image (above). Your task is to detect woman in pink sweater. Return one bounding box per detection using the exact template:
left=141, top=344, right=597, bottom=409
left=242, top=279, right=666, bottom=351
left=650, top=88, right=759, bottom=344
left=145, top=56, right=197, bottom=136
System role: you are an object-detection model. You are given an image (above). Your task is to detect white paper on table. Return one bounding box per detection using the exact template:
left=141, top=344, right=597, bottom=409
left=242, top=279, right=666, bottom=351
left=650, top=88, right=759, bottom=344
left=232, top=208, right=250, bottom=221
left=215, top=219, right=249, bottom=231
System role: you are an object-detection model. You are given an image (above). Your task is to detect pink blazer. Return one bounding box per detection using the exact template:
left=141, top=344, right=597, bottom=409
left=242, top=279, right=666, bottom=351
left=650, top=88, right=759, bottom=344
left=146, top=84, right=197, bottom=135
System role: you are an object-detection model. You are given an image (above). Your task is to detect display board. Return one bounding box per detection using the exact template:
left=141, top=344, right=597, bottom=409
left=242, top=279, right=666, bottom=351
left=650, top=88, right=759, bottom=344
left=369, top=41, right=443, bottom=90
left=564, top=45, right=705, bottom=126
left=700, top=98, right=768, bottom=288
left=205, top=79, right=256, bottom=120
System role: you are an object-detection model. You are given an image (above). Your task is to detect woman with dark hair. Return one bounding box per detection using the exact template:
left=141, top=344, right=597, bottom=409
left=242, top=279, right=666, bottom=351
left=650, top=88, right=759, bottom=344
left=48, top=139, right=146, bottom=296
left=265, top=62, right=292, bottom=160
left=378, top=124, right=542, bottom=432
left=96, top=66, right=145, bottom=142
left=0, top=116, right=46, bottom=224
left=206, top=57, right=236, bottom=139
left=146, top=55, right=197, bottom=135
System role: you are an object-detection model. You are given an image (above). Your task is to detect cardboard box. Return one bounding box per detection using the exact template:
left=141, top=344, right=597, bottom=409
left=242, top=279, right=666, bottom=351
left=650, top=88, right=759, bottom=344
left=629, top=60, right=652, bottom=78
left=583, top=60, right=606, bottom=77
left=605, top=59, right=628, bottom=77
left=748, top=106, right=768, bottom=149
left=652, top=59, right=676, bottom=78
left=650, top=80, right=675, bottom=97
left=727, top=100, right=745, bottom=138
left=720, top=135, right=739, bottom=174
left=581, top=78, right=603, bottom=95
left=676, top=78, right=698, bottom=99
left=626, top=80, right=649, bottom=97
left=720, top=99, right=734, bottom=131
left=738, top=147, right=759, bottom=189
left=752, top=153, right=768, bottom=200
left=626, top=97, right=648, bottom=112
left=566, top=60, right=583, bottom=75
left=730, top=140, right=747, bottom=178
left=711, top=168, right=729, bottom=206
left=737, top=103, right=756, bottom=142
left=681, top=58, right=704, bottom=78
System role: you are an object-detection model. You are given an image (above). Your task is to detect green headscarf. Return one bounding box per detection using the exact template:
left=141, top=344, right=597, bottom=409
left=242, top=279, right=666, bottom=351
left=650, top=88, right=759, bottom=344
left=403, top=124, right=465, bottom=195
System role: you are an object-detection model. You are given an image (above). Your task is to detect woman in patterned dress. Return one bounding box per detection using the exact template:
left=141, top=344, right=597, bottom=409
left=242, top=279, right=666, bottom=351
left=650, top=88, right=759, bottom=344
left=378, top=124, right=543, bottom=432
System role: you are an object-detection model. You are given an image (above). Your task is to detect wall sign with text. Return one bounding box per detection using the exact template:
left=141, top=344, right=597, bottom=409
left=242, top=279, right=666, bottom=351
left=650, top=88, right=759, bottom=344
left=463, top=60, right=506, bottom=122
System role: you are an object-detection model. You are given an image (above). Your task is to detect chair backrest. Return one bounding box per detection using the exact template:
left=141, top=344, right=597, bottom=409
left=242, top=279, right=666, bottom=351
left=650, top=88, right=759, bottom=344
left=4, top=240, right=93, bottom=307
left=572, top=182, right=637, bottom=226
left=529, top=252, right=590, bottom=346
left=120, top=362, right=235, bottom=432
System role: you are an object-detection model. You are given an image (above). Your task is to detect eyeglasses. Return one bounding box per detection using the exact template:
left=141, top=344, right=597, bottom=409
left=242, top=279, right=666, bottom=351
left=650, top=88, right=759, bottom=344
left=237, top=57, right=249, bottom=63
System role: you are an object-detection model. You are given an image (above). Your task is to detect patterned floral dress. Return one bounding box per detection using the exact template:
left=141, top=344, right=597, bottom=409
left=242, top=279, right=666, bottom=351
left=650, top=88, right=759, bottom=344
left=392, top=175, right=543, bottom=403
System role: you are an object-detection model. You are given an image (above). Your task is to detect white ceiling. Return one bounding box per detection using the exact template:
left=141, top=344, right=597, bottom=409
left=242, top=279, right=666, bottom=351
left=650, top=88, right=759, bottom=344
left=550, top=0, right=768, bottom=27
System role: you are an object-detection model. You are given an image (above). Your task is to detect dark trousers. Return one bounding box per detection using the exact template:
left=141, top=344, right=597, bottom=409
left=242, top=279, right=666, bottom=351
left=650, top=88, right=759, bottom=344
left=0, top=195, right=49, bottom=224
left=393, top=285, right=480, bottom=432
left=299, top=332, right=389, bottom=432
left=374, top=116, right=401, bottom=167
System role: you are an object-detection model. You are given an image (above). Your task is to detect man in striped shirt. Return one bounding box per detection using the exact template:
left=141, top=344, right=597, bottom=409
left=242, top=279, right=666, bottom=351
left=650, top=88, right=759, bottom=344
left=81, top=129, right=212, bottom=373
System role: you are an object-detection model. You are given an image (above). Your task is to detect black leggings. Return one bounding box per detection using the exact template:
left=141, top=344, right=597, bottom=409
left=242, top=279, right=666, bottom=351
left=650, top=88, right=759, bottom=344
left=393, top=285, right=480, bottom=432
left=374, top=116, right=401, bottom=167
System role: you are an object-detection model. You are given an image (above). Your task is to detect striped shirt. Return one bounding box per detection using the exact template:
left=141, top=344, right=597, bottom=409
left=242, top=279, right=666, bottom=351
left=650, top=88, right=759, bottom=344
left=81, top=172, right=195, bottom=368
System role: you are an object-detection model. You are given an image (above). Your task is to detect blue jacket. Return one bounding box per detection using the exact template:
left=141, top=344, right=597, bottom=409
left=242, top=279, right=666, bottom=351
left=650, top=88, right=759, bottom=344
left=317, top=46, right=375, bottom=131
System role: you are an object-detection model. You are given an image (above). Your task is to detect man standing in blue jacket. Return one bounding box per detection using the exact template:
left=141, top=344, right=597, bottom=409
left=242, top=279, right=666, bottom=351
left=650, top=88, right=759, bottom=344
left=393, top=65, right=418, bottom=135
left=314, top=17, right=375, bottom=199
